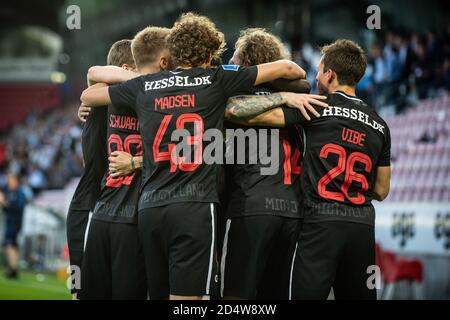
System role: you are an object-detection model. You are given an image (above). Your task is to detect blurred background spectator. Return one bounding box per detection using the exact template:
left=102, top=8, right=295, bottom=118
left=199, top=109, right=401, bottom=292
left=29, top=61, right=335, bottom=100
left=0, top=173, right=27, bottom=279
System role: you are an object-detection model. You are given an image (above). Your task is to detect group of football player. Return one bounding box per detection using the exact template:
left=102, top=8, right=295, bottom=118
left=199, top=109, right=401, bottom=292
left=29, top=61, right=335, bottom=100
left=67, top=12, right=391, bottom=300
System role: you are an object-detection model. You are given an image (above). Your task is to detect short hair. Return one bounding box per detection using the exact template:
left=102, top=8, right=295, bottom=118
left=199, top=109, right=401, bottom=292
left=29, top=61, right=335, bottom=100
left=131, top=26, right=171, bottom=69
left=166, top=12, right=226, bottom=68
left=320, top=39, right=366, bottom=86
left=235, top=28, right=291, bottom=66
left=107, top=39, right=135, bottom=67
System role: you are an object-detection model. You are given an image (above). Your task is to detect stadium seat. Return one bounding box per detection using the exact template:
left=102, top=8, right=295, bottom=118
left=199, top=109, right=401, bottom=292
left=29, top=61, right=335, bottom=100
left=383, top=94, right=450, bottom=202
left=377, top=245, right=424, bottom=300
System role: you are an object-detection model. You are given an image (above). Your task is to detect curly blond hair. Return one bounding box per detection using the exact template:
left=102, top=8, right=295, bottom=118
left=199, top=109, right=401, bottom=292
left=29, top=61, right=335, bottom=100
left=234, top=28, right=291, bottom=66
left=166, top=12, right=226, bottom=68
left=132, top=26, right=171, bottom=69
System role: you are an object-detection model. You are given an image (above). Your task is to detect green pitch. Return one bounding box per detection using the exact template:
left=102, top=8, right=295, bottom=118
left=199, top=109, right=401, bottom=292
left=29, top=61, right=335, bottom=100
left=0, top=270, right=71, bottom=300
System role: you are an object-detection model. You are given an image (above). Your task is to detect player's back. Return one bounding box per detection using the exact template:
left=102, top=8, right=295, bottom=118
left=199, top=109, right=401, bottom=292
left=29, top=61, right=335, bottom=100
left=92, top=104, right=142, bottom=224
left=301, top=91, right=390, bottom=226
left=225, top=84, right=304, bottom=219
left=69, top=106, right=108, bottom=212
left=108, top=65, right=257, bottom=210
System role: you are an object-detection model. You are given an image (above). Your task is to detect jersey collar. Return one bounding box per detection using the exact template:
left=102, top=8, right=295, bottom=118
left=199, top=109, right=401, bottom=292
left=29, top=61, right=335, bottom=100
left=333, top=90, right=363, bottom=102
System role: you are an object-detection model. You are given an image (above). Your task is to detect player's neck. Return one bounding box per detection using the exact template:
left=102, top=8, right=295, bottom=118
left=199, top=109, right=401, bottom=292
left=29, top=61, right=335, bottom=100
left=331, top=85, right=357, bottom=97
left=138, top=66, right=161, bottom=75
left=176, top=62, right=210, bottom=69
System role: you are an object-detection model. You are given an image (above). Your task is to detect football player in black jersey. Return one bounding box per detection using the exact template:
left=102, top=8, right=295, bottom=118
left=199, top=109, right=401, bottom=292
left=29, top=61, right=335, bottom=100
left=66, top=41, right=121, bottom=299
left=220, top=28, right=326, bottom=300
left=234, top=39, right=391, bottom=299
left=290, top=40, right=391, bottom=300
left=79, top=29, right=171, bottom=300
left=80, top=13, right=326, bottom=300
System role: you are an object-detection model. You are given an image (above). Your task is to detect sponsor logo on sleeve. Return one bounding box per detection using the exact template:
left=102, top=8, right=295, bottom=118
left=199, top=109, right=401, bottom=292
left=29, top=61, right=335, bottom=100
left=222, top=65, right=240, bottom=71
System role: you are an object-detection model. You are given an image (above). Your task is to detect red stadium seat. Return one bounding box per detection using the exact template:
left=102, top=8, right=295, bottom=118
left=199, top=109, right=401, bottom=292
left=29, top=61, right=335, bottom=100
left=377, top=244, right=424, bottom=299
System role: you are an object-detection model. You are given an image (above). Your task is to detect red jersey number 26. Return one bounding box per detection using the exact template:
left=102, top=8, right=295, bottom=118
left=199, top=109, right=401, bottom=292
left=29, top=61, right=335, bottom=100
left=317, top=143, right=372, bottom=204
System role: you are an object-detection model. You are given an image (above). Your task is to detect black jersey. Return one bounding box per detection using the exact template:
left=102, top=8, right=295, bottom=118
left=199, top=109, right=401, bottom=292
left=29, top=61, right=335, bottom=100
left=69, top=106, right=108, bottom=212
left=109, top=65, right=257, bottom=209
left=284, top=91, right=391, bottom=226
left=91, top=105, right=142, bottom=224
left=224, top=85, right=304, bottom=219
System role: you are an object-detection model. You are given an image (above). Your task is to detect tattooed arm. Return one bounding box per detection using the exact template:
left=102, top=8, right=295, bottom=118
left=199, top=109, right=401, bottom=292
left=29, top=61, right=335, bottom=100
left=225, top=93, right=284, bottom=120
left=224, top=92, right=328, bottom=123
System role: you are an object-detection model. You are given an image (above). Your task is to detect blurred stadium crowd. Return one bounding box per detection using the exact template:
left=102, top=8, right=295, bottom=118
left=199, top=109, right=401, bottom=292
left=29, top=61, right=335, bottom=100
left=297, top=27, right=450, bottom=112
left=0, top=106, right=83, bottom=196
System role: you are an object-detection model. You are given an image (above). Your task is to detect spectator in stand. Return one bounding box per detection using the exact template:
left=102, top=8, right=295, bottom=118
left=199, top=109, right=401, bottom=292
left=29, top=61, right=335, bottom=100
left=412, top=39, right=433, bottom=99
left=369, top=43, right=389, bottom=109
left=0, top=173, right=27, bottom=279
left=444, top=57, right=450, bottom=92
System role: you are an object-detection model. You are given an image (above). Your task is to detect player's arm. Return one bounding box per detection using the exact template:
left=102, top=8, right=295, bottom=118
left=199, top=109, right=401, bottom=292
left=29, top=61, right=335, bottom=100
left=265, top=79, right=311, bottom=93
left=225, top=92, right=327, bottom=123
left=87, top=66, right=139, bottom=86
left=228, top=108, right=287, bottom=128
left=0, top=191, right=7, bottom=207
left=109, top=151, right=143, bottom=178
left=255, top=60, right=306, bottom=86
left=80, top=83, right=111, bottom=107
left=372, top=166, right=391, bottom=201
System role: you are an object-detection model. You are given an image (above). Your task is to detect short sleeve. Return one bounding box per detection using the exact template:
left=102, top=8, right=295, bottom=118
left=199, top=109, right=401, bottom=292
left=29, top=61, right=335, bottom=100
left=218, top=65, right=257, bottom=97
left=108, top=77, right=142, bottom=110
left=377, top=126, right=391, bottom=166
left=282, top=107, right=308, bottom=127
left=281, top=104, right=328, bottom=127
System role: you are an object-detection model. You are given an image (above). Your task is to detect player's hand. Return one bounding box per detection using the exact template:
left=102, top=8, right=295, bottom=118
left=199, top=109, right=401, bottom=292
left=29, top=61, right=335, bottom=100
left=280, top=92, right=328, bottom=121
left=0, top=191, right=6, bottom=207
left=109, top=151, right=134, bottom=178
left=78, top=103, right=91, bottom=122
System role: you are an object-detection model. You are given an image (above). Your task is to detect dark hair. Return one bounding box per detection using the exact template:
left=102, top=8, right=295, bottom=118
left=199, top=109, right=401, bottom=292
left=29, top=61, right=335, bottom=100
left=320, top=39, right=366, bottom=86
left=107, top=39, right=135, bottom=67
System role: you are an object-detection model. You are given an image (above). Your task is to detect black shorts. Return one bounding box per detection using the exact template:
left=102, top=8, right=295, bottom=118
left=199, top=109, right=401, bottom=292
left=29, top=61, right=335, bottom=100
left=79, top=219, right=147, bottom=300
left=220, top=215, right=301, bottom=299
left=138, top=202, right=219, bottom=299
left=290, top=221, right=376, bottom=300
left=3, top=218, right=22, bottom=248
left=66, top=209, right=91, bottom=294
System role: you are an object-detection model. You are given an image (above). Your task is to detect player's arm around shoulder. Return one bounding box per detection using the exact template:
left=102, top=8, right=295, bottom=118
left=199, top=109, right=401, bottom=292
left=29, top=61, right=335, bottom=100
left=87, top=66, right=139, bottom=86
left=225, top=92, right=327, bottom=126
left=373, top=166, right=391, bottom=201
left=230, top=108, right=287, bottom=128
left=265, top=78, right=311, bottom=94
left=80, top=83, right=111, bottom=107
left=255, top=59, right=306, bottom=86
